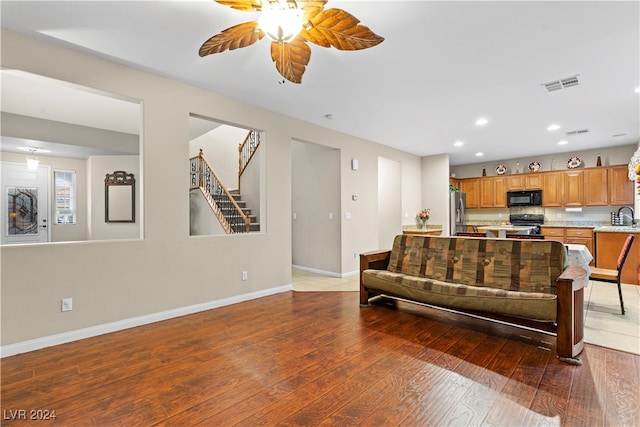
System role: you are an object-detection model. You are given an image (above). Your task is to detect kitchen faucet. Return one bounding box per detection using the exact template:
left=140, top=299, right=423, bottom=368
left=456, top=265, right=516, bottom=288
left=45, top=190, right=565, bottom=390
left=617, top=206, right=636, bottom=227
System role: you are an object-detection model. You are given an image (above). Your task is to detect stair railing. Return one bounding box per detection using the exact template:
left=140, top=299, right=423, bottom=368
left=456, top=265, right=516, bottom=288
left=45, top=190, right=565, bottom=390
left=238, top=130, right=260, bottom=193
left=190, top=149, right=250, bottom=233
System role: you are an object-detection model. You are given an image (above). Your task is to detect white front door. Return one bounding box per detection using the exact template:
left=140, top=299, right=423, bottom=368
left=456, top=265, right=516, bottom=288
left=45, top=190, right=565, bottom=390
left=1, top=161, right=50, bottom=244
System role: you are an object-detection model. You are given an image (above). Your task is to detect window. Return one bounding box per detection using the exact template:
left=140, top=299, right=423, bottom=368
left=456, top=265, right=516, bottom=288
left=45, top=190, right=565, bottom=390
left=54, top=170, right=76, bottom=224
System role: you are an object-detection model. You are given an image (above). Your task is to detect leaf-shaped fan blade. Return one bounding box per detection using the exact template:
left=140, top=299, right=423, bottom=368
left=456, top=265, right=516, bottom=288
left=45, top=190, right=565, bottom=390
left=270, top=38, right=311, bottom=84
left=215, top=0, right=262, bottom=12
left=199, top=21, right=265, bottom=56
left=302, top=8, right=384, bottom=50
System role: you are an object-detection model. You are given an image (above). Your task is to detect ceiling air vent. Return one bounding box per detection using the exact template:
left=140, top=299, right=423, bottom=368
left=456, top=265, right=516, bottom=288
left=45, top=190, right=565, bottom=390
left=565, top=128, right=590, bottom=136
left=542, top=75, right=580, bottom=92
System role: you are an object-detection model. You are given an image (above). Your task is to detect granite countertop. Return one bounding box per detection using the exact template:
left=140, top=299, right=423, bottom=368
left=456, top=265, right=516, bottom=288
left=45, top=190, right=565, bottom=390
left=467, top=220, right=640, bottom=233
left=594, top=225, right=640, bottom=233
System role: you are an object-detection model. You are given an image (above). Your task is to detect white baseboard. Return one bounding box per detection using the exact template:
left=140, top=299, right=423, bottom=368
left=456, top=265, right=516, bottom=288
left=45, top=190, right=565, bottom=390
left=292, top=265, right=358, bottom=278
left=1, top=285, right=292, bottom=358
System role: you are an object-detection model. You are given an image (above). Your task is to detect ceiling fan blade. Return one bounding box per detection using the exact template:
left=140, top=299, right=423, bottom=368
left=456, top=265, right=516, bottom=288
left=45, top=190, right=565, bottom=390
left=270, top=38, right=311, bottom=84
left=214, top=0, right=262, bottom=12
left=302, top=8, right=384, bottom=50
left=199, top=21, right=265, bottom=56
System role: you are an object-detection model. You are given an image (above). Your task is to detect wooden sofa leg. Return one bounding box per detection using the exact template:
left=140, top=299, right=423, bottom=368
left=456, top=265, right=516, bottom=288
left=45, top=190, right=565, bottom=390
left=360, top=288, right=371, bottom=307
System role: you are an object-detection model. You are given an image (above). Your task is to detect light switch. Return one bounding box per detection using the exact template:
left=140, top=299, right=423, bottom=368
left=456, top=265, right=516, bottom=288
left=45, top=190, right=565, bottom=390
left=329, top=212, right=333, bottom=220
left=345, top=212, right=352, bottom=220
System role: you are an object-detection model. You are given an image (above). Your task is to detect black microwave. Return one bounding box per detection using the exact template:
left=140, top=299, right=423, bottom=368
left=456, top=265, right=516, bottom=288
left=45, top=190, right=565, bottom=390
left=507, top=190, right=542, bottom=207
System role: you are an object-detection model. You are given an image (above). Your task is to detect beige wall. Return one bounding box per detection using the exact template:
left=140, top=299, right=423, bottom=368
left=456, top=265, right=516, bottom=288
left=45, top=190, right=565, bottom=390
left=292, top=140, right=341, bottom=274
left=0, top=29, right=424, bottom=348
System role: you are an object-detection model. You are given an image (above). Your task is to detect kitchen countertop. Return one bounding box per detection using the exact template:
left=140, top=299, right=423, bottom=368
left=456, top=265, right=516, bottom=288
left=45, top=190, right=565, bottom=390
left=593, top=225, right=640, bottom=233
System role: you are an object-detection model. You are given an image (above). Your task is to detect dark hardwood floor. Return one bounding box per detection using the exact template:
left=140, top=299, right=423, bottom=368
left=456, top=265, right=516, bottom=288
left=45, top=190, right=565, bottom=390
left=2, top=291, right=639, bottom=426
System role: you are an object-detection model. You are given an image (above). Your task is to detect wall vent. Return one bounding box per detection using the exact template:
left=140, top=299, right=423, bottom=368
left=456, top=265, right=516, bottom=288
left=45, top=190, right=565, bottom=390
left=565, top=128, right=589, bottom=136
left=542, top=75, right=580, bottom=92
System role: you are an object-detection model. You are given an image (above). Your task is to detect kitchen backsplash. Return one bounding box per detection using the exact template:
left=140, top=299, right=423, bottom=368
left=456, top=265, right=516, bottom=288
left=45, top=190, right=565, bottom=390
left=465, top=206, right=630, bottom=226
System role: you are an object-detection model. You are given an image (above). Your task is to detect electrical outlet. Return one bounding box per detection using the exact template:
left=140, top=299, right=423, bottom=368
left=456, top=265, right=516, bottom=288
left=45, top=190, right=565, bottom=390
left=242, top=271, right=248, bottom=281
left=61, top=298, right=72, bottom=312
left=354, top=252, right=358, bottom=259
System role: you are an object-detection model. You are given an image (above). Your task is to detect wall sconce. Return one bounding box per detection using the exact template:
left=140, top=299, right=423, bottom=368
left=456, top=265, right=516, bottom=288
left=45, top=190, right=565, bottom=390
left=351, top=159, right=359, bottom=171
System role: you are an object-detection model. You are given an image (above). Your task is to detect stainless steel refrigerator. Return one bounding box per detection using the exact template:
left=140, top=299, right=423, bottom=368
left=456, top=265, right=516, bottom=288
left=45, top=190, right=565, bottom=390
left=450, top=192, right=466, bottom=235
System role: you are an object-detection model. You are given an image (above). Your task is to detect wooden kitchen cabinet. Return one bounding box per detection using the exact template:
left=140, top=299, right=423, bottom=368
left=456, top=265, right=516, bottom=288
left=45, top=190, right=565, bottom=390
left=506, top=174, right=542, bottom=191
left=565, top=228, right=594, bottom=255
left=459, top=178, right=479, bottom=208
left=584, top=168, right=608, bottom=206
left=542, top=172, right=564, bottom=207
left=596, top=232, right=639, bottom=285
left=480, top=176, right=506, bottom=208
left=608, top=165, right=634, bottom=206
left=541, top=226, right=594, bottom=262
left=540, top=227, right=565, bottom=243
left=563, top=170, right=584, bottom=206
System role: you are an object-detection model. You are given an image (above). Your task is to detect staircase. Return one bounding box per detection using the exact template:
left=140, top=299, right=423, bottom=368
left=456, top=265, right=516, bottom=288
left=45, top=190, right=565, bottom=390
left=221, top=190, right=260, bottom=232
left=190, top=149, right=259, bottom=234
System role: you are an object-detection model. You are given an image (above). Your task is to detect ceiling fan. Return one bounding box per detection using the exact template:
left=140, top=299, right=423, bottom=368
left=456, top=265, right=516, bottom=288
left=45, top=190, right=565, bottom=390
left=199, top=0, right=384, bottom=84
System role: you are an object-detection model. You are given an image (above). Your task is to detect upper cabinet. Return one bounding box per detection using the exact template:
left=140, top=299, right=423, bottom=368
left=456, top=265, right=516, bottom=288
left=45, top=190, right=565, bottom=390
left=459, top=178, right=480, bottom=208
left=583, top=168, right=608, bottom=206
left=456, top=164, right=634, bottom=209
left=480, top=177, right=506, bottom=208
left=608, top=165, right=635, bottom=206
left=506, top=174, right=542, bottom=191
left=542, top=172, right=564, bottom=207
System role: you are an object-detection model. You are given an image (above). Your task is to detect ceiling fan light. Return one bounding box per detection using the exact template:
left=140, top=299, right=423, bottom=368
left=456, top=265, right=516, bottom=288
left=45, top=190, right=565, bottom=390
left=258, top=6, right=303, bottom=43
left=26, top=154, right=39, bottom=170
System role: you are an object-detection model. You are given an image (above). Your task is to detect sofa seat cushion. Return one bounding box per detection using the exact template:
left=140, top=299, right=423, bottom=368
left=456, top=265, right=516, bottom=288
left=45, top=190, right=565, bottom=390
left=363, top=269, right=557, bottom=322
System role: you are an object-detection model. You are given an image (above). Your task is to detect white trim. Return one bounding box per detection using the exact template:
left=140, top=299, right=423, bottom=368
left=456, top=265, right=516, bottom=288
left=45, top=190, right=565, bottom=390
left=0, top=285, right=292, bottom=358
left=292, top=265, right=358, bottom=278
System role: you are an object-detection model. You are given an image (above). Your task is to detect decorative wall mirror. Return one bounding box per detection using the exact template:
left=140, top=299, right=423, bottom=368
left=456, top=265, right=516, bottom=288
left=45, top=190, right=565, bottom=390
left=105, top=171, right=135, bottom=223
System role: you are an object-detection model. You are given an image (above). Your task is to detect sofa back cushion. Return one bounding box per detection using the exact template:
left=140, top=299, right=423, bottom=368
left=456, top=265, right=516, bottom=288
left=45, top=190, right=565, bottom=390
left=387, top=235, right=566, bottom=294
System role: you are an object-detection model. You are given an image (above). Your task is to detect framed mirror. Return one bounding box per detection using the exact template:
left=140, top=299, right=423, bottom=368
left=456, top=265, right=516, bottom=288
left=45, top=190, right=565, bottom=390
left=105, top=171, right=135, bottom=223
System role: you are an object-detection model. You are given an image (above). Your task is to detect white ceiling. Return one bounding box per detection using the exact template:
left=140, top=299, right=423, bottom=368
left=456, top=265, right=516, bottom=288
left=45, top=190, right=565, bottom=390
left=1, top=1, right=639, bottom=165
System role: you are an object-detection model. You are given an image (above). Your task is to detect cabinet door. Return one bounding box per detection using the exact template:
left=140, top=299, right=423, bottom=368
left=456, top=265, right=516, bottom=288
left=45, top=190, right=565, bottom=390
left=566, top=228, right=594, bottom=255
left=609, top=165, right=635, bottom=206
left=493, top=177, right=506, bottom=207
left=459, top=179, right=479, bottom=208
left=542, top=172, right=564, bottom=207
left=564, top=170, right=584, bottom=206
left=540, top=227, right=565, bottom=243
left=584, top=168, right=608, bottom=206
left=507, top=176, right=523, bottom=190
left=480, top=177, right=506, bottom=208
left=524, top=174, right=542, bottom=190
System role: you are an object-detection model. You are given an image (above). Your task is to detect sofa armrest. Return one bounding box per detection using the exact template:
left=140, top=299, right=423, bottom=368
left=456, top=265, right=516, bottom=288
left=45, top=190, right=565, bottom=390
left=556, top=265, right=588, bottom=363
left=359, top=250, right=391, bottom=306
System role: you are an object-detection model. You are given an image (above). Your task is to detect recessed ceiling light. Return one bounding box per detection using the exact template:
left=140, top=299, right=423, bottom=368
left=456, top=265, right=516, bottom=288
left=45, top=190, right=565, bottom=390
left=547, top=124, right=560, bottom=131
left=475, top=152, right=484, bottom=157
left=557, top=140, right=568, bottom=145
left=454, top=141, right=464, bottom=147
left=475, top=118, right=488, bottom=126
left=635, top=87, right=640, bottom=93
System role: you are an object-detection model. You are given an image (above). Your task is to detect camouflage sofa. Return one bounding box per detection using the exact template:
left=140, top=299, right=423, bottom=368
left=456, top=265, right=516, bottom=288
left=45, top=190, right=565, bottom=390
left=359, top=234, right=588, bottom=363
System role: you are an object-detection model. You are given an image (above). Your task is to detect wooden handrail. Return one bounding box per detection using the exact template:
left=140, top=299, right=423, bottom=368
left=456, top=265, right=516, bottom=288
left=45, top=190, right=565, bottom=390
left=190, top=149, right=250, bottom=233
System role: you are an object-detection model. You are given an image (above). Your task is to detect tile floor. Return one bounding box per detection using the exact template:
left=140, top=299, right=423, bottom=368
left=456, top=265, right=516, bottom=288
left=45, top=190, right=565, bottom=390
left=292, top=268, right=640, bottom=355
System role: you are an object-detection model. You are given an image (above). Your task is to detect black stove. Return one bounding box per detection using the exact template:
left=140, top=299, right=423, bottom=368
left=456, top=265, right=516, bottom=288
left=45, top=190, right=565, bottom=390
left=509, top=214, right=544, bottom=233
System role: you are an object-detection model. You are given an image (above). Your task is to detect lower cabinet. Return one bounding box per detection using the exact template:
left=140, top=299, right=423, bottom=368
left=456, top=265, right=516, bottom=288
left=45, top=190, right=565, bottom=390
left=540, top=227, right=594, bottom=263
